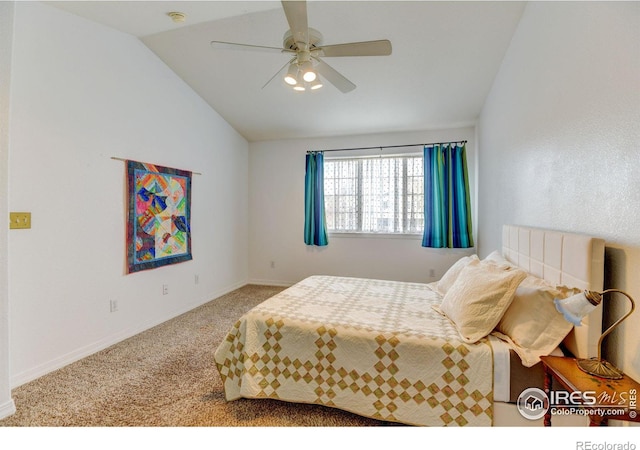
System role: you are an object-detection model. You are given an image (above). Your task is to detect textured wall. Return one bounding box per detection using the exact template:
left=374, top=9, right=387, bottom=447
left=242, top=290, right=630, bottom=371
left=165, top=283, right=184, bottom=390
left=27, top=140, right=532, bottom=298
left=0, top=1, right=16, bottom=420
left=478, top=2, right=640, bottom=381
left=8, top=2, right=249, bottom=386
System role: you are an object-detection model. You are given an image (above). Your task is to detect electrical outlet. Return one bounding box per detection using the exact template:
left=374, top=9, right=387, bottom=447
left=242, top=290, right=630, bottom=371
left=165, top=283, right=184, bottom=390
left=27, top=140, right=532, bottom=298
left=270, top=261, right=275, bottom=269
left=194, top=274, right=199, bottom=285
left=162, top=284, right=169, bottom=295
left=429, top=269, right=436, bottom=278
left=110, top=299, right=118, bottom=313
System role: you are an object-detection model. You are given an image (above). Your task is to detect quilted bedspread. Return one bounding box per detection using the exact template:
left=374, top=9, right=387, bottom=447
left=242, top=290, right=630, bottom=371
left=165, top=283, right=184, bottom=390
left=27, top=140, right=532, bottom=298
left=214, top=275, right=494, bottom=426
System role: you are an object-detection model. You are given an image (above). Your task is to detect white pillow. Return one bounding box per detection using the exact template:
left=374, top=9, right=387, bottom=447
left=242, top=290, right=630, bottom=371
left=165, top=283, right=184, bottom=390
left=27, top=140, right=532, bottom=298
left=436, top=262, right=527, bottom=344
left=492, top=276, right=580, bottom=367
left=433, top=254, right=480, bottom=296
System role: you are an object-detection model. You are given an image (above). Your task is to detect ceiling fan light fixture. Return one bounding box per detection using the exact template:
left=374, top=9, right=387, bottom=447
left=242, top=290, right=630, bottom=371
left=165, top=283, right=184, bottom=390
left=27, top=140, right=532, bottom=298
left=284, top=63, right=298, bottom=85
left=209, top=1, right=392, bottom=94
left=303, top=70, right=316, bottom=83
left=300, top=61, right=316, bottom=82
left=310, top=78, right=323, bottom=90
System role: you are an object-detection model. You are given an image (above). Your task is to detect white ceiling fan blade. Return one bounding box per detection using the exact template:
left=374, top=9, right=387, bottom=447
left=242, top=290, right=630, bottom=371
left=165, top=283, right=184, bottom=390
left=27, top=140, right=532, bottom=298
left=281, top=0, right=308, bottom=46
left=313, top=58, right=356, bottom=93
left=210, top=40, right=293, bottom=54
left=318, top=40, right=392, bottom=57
left=262, top=57, right=297, bottom=90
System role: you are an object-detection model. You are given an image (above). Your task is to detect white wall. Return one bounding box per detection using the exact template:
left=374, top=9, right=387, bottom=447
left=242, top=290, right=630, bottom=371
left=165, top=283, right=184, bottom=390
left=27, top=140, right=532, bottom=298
left=6, top=2, right=249, bottom=388
left=0, top=1, right=17, bottom=420
left=249, top=127, right=476, bottom=286
left=477, top=2, right=640, bottom=383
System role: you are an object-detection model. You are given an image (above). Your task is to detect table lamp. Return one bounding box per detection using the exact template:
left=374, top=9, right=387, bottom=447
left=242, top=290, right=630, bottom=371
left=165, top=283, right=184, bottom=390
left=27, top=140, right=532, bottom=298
left=554, top=289, right=636, bottom=379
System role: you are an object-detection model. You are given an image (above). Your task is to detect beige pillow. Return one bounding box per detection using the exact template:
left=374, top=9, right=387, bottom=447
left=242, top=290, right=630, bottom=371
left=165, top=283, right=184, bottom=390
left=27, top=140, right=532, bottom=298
left=433, top=254, right=480, bottom=296
left=482, top=250, right=513, bottom=268
left=436, top=262, right=527, bottom=343
left=492, top=276, right=580, bottom=367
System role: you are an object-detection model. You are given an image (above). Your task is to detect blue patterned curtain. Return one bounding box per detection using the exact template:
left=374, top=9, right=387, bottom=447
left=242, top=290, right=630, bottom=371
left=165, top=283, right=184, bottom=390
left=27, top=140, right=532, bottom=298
left=304, top=151, right=329, bottom=246
left=422, top=143, right=474, bottom=248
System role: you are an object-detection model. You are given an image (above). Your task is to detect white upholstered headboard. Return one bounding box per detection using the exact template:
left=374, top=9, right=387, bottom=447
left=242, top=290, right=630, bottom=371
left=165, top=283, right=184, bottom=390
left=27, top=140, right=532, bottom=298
left=501, top=225, right=605, bottom=359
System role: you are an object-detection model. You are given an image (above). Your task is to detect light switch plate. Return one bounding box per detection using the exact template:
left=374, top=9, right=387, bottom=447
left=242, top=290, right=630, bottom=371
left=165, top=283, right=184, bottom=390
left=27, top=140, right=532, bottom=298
left=10, top=212, right=31, bottom=229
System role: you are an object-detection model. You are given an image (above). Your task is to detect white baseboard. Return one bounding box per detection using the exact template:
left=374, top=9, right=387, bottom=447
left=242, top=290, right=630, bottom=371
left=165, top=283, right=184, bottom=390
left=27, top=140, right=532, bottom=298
left=247, top=278, right=294, bottom=287
left=10, top=279, right=248, bottom=388
left=0, top=398, right=16, bottom=420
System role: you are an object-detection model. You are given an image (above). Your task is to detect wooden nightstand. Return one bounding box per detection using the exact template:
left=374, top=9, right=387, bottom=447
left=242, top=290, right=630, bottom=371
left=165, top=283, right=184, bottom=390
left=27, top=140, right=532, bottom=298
left=540, top=355, right=640, bottom=426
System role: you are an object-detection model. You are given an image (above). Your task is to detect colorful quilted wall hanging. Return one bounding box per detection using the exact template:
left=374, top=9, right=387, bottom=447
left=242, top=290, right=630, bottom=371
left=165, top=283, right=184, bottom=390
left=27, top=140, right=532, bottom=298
left=126, top=160, right=192, bottom=273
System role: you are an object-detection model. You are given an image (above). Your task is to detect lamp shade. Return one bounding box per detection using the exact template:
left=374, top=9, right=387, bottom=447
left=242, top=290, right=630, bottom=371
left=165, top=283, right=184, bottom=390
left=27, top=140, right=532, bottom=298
left=554, top=290, right=601, bottom=326
left=554, top=289, right=635, bottom=379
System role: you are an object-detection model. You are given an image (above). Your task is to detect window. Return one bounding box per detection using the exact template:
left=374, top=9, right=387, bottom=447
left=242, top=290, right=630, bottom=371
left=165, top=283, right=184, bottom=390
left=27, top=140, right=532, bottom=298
left=324, top=154, right=424, bottom=234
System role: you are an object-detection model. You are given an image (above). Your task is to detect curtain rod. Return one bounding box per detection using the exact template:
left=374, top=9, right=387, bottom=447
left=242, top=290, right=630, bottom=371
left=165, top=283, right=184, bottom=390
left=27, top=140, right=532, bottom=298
left=309, top=140, right=467, bottom=154
left=111, top=157, right=202, bottom=175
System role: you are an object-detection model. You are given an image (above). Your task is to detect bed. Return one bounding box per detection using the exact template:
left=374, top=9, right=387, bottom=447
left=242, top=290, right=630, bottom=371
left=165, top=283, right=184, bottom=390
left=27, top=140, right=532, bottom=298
left=214, top=225, right=605, bottom=426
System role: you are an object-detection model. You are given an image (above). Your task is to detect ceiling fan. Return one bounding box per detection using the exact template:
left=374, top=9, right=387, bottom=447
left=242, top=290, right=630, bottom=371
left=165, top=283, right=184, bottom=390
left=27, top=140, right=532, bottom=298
left=210, top=1, right=392, bottom=93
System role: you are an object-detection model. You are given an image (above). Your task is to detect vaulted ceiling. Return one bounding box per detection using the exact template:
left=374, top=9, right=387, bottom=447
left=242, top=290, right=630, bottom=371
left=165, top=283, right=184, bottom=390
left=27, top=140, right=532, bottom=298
left=50, top=1, right=526, bottom=141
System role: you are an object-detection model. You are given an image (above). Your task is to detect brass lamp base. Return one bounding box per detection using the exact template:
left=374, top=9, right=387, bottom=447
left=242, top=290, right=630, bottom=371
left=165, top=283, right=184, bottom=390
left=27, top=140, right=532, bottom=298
left=576, top=358, right=624, bottom=379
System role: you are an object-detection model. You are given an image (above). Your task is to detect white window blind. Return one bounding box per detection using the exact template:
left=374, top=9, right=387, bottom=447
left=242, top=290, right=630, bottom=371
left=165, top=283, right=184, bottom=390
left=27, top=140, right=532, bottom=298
left=324, top=154, right=424, bottom=234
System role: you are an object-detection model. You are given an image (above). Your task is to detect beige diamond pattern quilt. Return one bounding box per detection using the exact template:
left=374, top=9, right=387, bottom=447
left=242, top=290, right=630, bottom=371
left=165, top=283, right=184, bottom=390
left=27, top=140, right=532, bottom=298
left=215, top=275, right=494, bottom=426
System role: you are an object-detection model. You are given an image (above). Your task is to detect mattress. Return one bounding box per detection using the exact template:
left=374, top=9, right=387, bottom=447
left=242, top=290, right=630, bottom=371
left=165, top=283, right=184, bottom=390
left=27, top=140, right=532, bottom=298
left=489, top=335, right=551, bottom=403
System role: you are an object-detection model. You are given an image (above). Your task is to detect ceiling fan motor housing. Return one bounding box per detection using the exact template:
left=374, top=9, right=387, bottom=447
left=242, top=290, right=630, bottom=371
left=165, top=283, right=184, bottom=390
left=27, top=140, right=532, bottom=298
left=283, top=28, right=323, bottom=52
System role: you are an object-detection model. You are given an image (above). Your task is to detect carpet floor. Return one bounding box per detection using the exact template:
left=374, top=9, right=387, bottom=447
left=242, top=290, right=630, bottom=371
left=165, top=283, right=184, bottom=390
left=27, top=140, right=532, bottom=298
left=0, top=284, right=401, bottom=427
